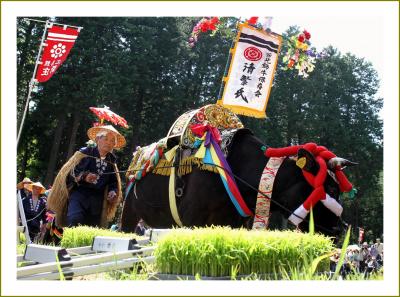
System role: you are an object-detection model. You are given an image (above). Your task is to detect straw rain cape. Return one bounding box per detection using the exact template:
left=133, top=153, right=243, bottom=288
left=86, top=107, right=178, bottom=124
left=47, top=151, right=122, bottom=227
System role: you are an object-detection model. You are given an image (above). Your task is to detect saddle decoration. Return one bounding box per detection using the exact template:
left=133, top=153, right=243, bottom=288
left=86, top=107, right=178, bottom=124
left=125, top=104, right=244, bottom=198
left=264, top=143, right=353, bottom=225
left=191, top=123, right=253, bottom=217
left=125, top=142, right=166, bottom=198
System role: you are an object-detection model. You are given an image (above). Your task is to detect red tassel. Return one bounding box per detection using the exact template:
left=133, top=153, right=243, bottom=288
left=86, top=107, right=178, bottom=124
left=303, top=142, right=317, bottom=153
left=265, top=146, right=300, bottom=157
left=303, top=186, right=325, bottom=210
left=335, top=170, right=353, bottom=192
left=265, top=143, right=353, bottom=210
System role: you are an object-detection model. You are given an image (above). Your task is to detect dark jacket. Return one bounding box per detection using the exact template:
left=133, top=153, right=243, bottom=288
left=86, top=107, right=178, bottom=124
left=67, top=146, right=119, bottom=225
left=22, top=194, right=47, bottom=235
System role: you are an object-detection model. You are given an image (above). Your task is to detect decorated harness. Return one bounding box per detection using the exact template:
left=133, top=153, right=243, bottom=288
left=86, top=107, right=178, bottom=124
left=125, top=104, right=354, bottom=229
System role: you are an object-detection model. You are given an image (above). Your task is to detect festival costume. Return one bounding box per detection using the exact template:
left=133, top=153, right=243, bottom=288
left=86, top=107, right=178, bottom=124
left=47, top=125, right=125, bottom=228
left=22, top=193, right=47, bottom=241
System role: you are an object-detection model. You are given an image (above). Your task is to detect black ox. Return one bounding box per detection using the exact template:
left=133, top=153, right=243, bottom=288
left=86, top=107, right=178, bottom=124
left=120, top=129, right=355, bottom=237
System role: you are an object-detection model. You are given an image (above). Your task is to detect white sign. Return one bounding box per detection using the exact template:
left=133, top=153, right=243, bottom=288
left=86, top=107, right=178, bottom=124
left=219, top=23, right=282, bottom=118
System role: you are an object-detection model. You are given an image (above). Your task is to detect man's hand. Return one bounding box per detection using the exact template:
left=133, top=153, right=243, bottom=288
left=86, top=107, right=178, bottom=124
left=107, top=190, right=117, bottom=203
left=85, top=173, right=98, bottom=184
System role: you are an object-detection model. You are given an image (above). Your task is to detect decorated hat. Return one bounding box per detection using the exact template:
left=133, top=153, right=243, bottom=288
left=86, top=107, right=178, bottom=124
left=87, top=125, right=126, bottom=149
left=17, top=177, right=32, bottom=190
left=24, top=181, right=46, bottom=194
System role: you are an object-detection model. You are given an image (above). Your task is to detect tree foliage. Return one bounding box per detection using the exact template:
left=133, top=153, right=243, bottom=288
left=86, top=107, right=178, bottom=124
left=16, top=18, right=383, bottom=239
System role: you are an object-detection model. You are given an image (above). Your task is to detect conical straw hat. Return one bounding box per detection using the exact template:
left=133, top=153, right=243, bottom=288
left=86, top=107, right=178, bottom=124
left=24, top=182, right=46, bottom=194
left=87, top=125, right=126, bottom=149
left=17, top=177, right=32, bottom=190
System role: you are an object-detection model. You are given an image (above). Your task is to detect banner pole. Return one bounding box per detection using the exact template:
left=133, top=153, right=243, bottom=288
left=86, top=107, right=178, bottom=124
left=217, top=19, right=240, bottom=101
left=17, top=20, right=50, bottom=149
left=24, top=18, right=83, bottom=30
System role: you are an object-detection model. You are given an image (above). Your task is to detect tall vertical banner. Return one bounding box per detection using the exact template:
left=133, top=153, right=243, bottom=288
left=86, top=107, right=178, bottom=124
left=35, top=25, right=80, bottom=83
left=358, top=227, right=365, bottom=243
left=218, top=23, right=282, bottom=118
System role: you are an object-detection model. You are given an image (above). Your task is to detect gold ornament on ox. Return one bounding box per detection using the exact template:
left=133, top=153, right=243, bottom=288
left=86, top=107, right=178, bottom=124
left=181, top=104, right=244, bottom=148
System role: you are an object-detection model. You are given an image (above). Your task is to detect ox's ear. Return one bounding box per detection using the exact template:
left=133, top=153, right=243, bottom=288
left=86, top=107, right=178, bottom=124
left=296, top=148, right=319, bottom=174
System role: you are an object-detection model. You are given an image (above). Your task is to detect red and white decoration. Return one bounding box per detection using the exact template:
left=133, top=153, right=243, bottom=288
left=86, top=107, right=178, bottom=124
left=89, top=106, right=128, bottom=128
left=35, top=25, right=80, bottom=83
left=253, top=157, right=284, bottom=230
left=265, top=142, right=353, bottom=226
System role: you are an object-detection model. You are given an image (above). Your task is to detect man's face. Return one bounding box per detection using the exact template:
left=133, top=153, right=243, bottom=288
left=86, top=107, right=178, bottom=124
left=97, top=133, right=116, bottom=153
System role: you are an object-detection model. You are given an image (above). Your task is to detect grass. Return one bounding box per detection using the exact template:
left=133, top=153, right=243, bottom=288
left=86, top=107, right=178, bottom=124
left=154, top=226, right=334, bottom=278
left=60, top=226, right=140, bottom=248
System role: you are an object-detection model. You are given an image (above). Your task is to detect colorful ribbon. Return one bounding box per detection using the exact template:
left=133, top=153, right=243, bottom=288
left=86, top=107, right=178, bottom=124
left=192, top=124, right=253, bottom=217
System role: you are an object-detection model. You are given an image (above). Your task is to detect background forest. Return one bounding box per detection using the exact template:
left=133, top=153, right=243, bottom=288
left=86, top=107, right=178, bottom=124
left=16, top=17, right=383, bottom=242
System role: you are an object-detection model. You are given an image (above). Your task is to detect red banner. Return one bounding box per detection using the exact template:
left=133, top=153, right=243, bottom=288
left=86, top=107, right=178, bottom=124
left=358, top=227, right=365, bottom=243
left=35, top=25, right=80, bottom=83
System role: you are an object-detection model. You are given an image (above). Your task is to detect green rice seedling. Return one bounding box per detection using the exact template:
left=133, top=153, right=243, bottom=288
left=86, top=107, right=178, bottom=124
left=333, top=225, right=351, bottom=280
left=60, top=226, right=138, bottom=248
left=17, top=243, right=26, bottom=254
left=154, top=227, right=334, bottom=278
left=107, top=261, right=155, bottom=280
left=230, top=264, right=240, bottom=280
left=309, top=207, right=314, bottom=235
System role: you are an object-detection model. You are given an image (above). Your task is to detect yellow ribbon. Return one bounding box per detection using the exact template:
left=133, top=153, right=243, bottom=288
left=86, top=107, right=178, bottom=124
left=165, top=145, right=179, bottom=162
left=168, top=155, right=183, bottom=227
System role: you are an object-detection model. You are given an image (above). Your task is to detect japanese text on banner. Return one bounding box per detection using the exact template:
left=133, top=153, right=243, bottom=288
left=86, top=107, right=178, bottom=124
left=35, top=25, right=80, bottom=83
left=219, top=24, right=282, bottom=118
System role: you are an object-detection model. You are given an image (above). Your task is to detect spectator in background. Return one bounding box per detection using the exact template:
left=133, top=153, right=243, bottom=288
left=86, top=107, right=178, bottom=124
left=23, top=182, right=48, bottom=242
left=369, top=242, right=378, bottom=258
left=359, top=242, right=369, bottom=273
left=17, top=177, right=32, bottom=199
left=135, top=219, right=147, bottom=236
left=374, top=238, right=384, bottom=255
left=365, top=255, right=378, bottom=277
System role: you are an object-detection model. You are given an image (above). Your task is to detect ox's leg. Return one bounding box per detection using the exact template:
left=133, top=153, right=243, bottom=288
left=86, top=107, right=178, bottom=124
left=120, top=191, right=139, bottom=233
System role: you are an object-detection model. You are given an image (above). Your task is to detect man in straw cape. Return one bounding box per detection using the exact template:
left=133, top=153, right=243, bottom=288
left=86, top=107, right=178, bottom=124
left=47, top=125, right=126, bottom=228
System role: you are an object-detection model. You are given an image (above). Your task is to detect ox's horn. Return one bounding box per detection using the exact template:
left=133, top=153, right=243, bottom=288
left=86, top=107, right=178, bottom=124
left=328, top=157, right=358, bottom=170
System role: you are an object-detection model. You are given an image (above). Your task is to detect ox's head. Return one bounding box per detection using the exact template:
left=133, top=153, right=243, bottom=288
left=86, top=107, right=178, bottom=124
left=293, top=148, right=357, bottom=239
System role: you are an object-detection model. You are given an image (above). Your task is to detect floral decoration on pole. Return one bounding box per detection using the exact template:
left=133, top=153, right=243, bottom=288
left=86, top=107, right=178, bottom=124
left=188, top=16, right=327, bottom=78
left=282, top=30, right=325, bottom=77
left=188, top=17, right=220, bottom=48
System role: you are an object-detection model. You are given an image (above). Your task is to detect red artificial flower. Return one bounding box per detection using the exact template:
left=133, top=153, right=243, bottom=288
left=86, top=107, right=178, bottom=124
left=210, top=17, right=220, bottom=25
left=200, top=21, right=209, bottom=32
left=303, top=30, right=311, bottom=40
left=288, top=59, right=295, bottom=68
left=298, top=34, right=305, bottom=43
left=248, top=17, right=259, bottom=25
left=208, top=21, right=217, bottom=31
